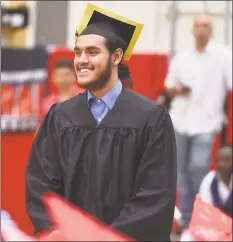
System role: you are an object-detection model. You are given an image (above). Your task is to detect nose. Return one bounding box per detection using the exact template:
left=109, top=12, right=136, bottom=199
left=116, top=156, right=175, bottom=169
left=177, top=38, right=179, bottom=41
left=78, top=52, right=89, bottom=64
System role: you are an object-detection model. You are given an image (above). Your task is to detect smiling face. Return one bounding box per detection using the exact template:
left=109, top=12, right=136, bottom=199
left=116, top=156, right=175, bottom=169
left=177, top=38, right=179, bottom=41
left=74, top=34, right=114, bottom=89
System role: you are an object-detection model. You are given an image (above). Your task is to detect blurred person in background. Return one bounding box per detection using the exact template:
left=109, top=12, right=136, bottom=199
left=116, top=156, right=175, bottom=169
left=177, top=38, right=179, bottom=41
left=164, top=13, right=232, bottom=230
left=199, top=145, right=232, bottom=218
left=38, top=59, right=85, bottom=126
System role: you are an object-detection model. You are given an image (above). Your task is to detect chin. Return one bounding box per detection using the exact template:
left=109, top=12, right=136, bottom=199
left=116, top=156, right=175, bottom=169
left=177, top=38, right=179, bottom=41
left=78, top=78, right=96, bottom=88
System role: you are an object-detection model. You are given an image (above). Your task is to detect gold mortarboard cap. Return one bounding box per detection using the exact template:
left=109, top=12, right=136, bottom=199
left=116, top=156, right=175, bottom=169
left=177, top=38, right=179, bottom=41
left=74, top=3, right=144, bottom=61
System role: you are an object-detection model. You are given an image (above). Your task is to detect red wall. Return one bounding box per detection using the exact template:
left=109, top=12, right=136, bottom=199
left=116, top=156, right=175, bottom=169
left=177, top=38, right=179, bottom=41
left=1, top=48, right=232, bottom=235
left=1, top=132, right=35, bottom=233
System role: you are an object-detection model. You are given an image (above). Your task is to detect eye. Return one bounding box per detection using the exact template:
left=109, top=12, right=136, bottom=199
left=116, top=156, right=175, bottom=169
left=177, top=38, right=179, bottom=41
left=75, top=51, right=81, bottom=57
left=89, top=51, right=98, bottom=56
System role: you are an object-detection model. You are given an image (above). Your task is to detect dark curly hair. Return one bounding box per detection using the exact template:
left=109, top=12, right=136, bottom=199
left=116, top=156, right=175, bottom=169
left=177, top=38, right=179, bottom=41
left=104, top=38, right=133, bottom=89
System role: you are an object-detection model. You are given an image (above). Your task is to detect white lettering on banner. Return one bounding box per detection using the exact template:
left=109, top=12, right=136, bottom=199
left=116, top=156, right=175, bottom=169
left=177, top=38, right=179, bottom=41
left=1, top=116, right=37, bottom=132
left=194, top=226, right=227, bottom=240
left=1, top=69, right=47, bottom=84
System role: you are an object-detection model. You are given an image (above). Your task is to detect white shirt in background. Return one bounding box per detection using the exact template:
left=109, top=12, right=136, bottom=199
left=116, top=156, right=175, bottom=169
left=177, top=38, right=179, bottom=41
left=165, top=41, right=232, bottom=136
left=199, top=170, right=232, bottom=205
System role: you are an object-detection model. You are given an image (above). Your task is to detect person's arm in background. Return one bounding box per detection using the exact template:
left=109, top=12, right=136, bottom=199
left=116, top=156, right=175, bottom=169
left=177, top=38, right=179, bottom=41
left=222, top=50, right=233, bottom=145
left=164, top=53, right=190, bottom=99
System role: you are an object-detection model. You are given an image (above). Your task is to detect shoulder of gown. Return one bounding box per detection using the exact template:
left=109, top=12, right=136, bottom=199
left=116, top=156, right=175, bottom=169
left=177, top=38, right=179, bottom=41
left=54, top=91, right=87, bottom=114
left=51, top=88, right=168, bottom=129
left=121, top=88, right=160, bottom=112
left=124, top=89, right=171, bottom=127
left=54, top=88, right=160, bottom=117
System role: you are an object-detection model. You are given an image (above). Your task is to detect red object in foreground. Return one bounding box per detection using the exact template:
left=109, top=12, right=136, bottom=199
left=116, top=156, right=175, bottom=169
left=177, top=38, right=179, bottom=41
left=186, top=194, right=232, bottom=241
left=37, top=192, right=134, bottom=241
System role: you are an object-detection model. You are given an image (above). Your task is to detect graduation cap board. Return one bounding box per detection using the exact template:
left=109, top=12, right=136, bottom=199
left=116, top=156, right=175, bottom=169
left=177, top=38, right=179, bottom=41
left=74, top=3, right=144, bottom=61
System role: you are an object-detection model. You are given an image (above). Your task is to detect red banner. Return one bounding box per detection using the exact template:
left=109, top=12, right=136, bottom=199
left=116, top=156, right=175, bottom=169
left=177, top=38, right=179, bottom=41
left=185, top=194, right=232, bottom=241
left=36, top=192, right=133, bottom=241
left=1, top=47, right=48, bottom=132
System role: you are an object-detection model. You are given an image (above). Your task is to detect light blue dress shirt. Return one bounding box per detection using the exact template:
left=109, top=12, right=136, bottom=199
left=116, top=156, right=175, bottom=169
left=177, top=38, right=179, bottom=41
left=87, top=80, right=122, bottom=124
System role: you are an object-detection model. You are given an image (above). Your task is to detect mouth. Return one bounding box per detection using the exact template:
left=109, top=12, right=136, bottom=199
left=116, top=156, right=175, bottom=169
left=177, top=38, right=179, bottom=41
left=80, top=68, right=89, bottom=73
left=77, top=68, right=92, bottom=77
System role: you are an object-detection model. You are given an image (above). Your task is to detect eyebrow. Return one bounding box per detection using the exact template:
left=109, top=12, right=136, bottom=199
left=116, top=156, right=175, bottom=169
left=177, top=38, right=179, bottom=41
left=74, top=46, right=101, bottom=51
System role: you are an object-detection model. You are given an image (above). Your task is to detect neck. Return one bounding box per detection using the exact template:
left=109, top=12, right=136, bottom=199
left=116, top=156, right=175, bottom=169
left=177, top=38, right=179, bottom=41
left=195, top=41, right=208, bottom=52
left=90, top=74, right=118, bottom=99
left=218, top=172, right=232, bottom=187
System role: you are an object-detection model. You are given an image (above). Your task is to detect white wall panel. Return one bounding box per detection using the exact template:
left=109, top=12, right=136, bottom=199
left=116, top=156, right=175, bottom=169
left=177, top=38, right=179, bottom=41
left=67, top=1, right=232, bottom=54
left=25, top=1, right=37, bottom=47
left=67, top=1, right=158, bottom=52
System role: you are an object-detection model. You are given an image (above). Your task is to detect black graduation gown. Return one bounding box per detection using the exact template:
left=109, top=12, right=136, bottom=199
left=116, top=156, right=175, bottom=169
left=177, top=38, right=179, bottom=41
left=26, top=87, right=177, bottom=241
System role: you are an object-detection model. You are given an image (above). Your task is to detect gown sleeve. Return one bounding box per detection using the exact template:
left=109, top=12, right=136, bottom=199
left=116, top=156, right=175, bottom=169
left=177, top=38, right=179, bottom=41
left=25, top=104, right=64, bottom=234
left=110, top=105, right=177, bottom=241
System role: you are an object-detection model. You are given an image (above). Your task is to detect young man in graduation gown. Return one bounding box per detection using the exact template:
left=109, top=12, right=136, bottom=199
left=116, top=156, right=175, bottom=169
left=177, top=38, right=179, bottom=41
left=26, top=3, right=177, bottom=241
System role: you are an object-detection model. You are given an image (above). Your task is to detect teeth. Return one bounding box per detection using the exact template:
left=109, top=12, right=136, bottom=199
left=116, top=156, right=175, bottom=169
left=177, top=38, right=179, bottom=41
left=80, top=69, right=89, bottom=73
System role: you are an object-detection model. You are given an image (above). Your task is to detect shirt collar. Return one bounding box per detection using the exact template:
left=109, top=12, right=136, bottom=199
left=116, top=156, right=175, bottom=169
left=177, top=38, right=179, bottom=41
left=87, top=80, right=122, bottom=109
left=191, top=40, right=214, bottom=54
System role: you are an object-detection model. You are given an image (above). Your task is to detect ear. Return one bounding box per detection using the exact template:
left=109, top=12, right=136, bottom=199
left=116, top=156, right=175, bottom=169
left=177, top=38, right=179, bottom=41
left=112, top=48, right=124, bottom=66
